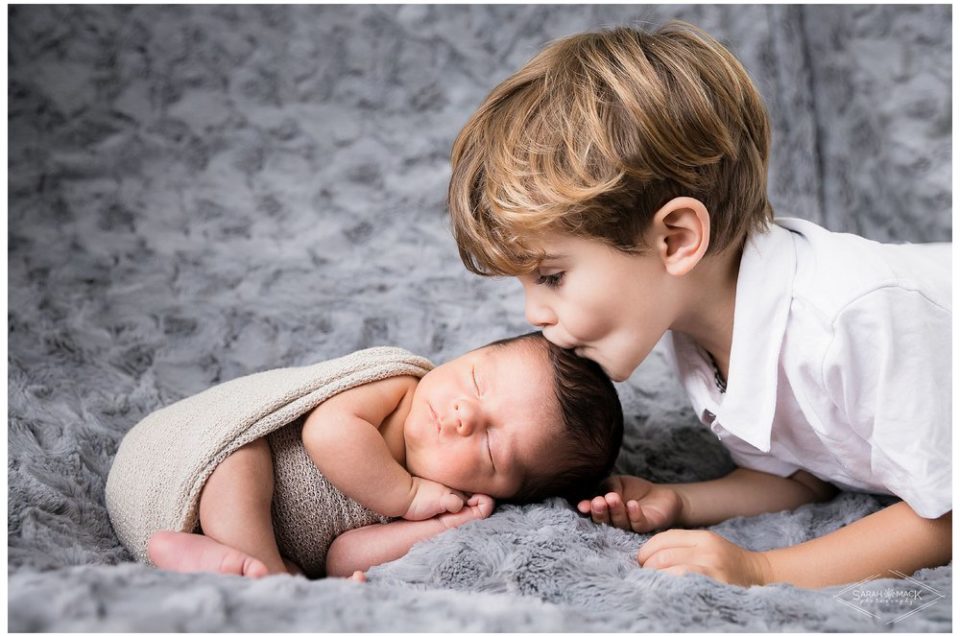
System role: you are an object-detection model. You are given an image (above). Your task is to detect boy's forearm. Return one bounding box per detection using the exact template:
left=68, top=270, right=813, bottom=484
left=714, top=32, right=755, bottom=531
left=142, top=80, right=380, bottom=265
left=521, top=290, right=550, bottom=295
left=325, top=519, right=445, bottom=578
left=668, top=468, right=834, bottom=527
left=304, top=416, right=413, bottom=518
left=761, top=502, right=952, bottom=588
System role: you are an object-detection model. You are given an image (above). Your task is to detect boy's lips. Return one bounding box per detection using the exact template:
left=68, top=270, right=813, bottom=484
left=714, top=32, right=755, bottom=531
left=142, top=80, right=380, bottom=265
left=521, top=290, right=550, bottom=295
left=542, top=328, right=577, bottom=350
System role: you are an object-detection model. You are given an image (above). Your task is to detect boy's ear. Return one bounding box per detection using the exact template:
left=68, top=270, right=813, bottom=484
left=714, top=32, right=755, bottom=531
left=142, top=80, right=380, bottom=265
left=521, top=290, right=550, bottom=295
left=647, top=197, right=710, bottom=276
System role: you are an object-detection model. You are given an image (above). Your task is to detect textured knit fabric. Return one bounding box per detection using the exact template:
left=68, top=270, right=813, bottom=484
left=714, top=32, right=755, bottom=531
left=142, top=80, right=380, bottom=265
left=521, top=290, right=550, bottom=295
left=266, top=416, right=391, bottom=576
left=105, top=347, right=433, bottom=576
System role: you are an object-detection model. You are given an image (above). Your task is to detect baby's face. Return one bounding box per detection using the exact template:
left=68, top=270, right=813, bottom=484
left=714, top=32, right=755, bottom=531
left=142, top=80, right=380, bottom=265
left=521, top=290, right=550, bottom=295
left=403, top=341, right=560, bottom=498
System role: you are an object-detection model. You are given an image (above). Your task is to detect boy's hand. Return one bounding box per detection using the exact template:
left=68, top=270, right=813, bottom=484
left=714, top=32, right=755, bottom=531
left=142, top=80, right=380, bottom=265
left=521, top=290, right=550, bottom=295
left=436, top=494, right=495, bottom=530
left=577, top=475, right=684, bottom=533
left=403, top=477, right=467, bottom=521
left=637, top=529, right=771, bottom=587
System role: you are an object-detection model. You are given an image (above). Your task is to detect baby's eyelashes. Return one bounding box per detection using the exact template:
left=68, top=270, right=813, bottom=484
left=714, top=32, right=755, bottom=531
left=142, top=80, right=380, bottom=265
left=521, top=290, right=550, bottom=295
left=486, top=431, right=495, bottom=471
left=471, top=366, right=481, bottom=396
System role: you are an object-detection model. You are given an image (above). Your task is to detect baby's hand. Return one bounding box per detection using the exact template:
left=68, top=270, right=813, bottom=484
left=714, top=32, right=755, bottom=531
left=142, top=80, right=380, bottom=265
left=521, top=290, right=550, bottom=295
left=403, top=477, right=467, bottom=521
left=577, top=474, right=684, bottom=533
left=436, top=494, right=495, bottom=530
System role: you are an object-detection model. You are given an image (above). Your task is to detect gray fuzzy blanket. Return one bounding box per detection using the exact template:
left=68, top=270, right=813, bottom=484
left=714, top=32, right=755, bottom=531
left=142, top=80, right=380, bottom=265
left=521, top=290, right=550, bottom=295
left=9, top=5, right=951, bottom=632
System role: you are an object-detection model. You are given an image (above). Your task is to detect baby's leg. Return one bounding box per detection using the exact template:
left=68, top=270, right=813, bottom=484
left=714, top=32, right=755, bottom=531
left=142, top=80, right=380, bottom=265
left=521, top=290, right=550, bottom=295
left=198, top=437, right=291, bottom=573
left=149, top=438, right=293, bottom=577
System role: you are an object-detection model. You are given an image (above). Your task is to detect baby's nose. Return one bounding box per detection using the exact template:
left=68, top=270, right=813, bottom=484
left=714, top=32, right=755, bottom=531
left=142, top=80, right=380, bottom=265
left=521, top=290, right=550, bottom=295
left=450, top=399, right=480, bottom=436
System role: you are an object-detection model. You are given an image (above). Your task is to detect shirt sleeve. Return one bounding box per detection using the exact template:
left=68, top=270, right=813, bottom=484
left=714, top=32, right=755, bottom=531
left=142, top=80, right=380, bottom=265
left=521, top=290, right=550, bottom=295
left=721, top=434, right=802, bottom=478
left=823, top=286, right=952, bottom=518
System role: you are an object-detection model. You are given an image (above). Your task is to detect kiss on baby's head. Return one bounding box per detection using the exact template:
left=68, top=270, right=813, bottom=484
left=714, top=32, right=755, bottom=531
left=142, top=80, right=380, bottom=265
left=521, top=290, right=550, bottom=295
left=405, top=331, right=623, bottom=504
left=491, top=331, right=623, bottom=503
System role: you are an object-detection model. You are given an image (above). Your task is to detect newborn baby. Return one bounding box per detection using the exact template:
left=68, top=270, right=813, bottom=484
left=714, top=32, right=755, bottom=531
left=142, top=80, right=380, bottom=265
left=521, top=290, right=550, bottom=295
left=109, top=332, right=623, bottom=579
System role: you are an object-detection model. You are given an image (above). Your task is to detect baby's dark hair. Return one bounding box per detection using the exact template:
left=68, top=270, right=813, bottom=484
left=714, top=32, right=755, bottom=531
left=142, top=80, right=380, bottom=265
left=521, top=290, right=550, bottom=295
left=485, top=331, right=623, bottom=504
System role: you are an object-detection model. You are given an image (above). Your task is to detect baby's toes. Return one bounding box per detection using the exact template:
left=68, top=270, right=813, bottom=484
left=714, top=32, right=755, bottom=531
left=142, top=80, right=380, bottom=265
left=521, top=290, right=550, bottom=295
left=217, top=548, right=263, bottom=578
left=241, top=557, right=270, bottom=579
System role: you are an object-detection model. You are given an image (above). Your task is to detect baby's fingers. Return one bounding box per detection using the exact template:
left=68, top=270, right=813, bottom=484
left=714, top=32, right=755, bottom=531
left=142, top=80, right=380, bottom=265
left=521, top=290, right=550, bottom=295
left=443, top=492, right=467, bottom=513
left=626, top=500, right=654, bottom=533
left=467, top=494, right=496, bottom=519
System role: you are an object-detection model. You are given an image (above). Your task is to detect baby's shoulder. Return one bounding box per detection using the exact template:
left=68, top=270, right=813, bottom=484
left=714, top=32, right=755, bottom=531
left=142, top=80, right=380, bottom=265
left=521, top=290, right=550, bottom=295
left=305, top=374, right=419, bottom=428
left=329, top=373, right=419, bottom=406
left=361, top=373, right=419, bottom=399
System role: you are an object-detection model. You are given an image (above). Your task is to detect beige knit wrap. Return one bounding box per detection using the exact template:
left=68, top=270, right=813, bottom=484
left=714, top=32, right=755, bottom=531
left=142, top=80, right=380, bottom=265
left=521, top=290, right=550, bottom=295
left=105, top=346, right=433, bottom=578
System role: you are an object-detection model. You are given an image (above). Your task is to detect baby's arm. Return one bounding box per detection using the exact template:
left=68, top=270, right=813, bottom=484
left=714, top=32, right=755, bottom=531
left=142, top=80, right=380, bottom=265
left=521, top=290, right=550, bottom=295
left=581, top=468, right=836, bottom=532
left=302, top=376, right=464, bottom=520
left=325, top=494, right=495, bottom=577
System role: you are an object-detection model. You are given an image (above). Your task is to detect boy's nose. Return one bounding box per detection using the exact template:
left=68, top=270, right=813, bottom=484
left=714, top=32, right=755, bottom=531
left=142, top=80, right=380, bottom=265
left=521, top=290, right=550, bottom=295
left=524, top=294, right=557, bottom=328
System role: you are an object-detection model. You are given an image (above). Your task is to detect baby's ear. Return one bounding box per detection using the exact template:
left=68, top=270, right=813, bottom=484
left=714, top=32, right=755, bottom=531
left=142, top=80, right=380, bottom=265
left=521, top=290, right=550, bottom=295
left=648, top=197, right=710, bottom=276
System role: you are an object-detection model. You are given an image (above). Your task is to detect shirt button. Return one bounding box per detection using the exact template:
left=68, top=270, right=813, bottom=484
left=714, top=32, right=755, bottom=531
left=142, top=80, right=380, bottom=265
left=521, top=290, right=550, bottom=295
left=702, top=410, right=724, bottom=440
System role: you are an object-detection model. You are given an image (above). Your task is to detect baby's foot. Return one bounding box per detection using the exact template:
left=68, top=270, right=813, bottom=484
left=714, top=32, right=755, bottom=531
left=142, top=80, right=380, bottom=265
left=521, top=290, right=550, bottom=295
left=147, top=531, right=270, bottom=578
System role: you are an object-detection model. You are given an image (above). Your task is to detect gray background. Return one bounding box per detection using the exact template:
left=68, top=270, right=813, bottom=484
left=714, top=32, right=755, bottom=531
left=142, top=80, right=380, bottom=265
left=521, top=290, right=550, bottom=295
left=8, top=4, right=951, bottom=631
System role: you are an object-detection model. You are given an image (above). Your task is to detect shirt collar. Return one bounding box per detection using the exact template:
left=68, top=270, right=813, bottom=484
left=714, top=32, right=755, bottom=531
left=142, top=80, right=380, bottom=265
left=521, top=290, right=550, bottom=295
left=715, top=221, right=798, bottom=451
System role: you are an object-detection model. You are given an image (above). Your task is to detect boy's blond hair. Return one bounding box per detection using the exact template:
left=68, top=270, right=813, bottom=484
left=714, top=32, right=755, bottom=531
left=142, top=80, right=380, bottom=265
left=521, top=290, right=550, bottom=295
left=449, top=21, right=773, bottom=275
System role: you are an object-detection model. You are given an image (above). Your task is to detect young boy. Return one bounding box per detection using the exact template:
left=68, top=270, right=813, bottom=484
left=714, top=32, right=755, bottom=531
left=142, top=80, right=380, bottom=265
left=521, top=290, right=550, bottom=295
left=111, top=332, right=623, bottom=579
left=447, top=22, right=951, bottom=588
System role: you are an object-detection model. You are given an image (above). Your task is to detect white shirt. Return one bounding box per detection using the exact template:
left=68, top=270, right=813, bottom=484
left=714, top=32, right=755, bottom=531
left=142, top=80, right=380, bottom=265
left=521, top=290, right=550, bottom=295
left=667, top=218, right=951, bottom=519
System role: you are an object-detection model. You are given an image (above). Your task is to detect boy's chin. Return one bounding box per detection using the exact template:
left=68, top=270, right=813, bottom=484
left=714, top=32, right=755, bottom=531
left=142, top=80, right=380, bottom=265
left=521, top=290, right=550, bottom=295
left=577, top=349, right=627, bottom=381
left=597, top=361, right=630, bottom=382
left=604, top=368, right=629, bottom=382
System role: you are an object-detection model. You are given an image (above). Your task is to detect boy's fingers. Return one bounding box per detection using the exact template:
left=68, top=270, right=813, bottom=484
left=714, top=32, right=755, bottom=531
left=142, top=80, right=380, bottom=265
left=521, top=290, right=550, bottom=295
left=604, top=492, right=624, bottom=507
left=350, top=570, right=367, bottom=582
left=604, top=493, right=630, bottom=529
left=576, top=500, right=593, bottom=514
left=638, top=545, right=697, bottom=570
left=590, top=496, right=611, bottom=524
left=657, top=565, right=698, bottom=579
left=637, top=530, right=698, bottom=563
left=626, top=500, right=649, bottom=532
